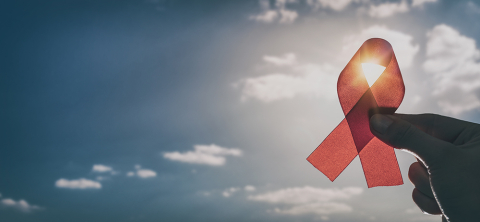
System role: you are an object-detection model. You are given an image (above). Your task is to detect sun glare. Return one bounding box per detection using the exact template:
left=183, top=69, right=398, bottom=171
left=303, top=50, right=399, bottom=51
left=361, top=63, right=386, bottom=87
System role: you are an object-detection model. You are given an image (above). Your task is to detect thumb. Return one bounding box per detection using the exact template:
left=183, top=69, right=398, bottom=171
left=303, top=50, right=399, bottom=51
left=370, top=114, right=454, bottom=166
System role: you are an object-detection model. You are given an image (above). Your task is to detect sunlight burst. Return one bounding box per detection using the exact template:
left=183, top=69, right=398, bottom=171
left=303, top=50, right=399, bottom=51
left=361, top=63, right=386, bottom=87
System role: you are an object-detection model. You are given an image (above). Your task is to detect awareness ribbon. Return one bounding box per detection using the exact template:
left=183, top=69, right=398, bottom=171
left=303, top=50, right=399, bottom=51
left=307, top=38, right=404, bottom=188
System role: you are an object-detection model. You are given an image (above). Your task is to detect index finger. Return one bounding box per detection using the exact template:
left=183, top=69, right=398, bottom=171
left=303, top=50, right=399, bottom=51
left=394, top=113, right=477, bottom=144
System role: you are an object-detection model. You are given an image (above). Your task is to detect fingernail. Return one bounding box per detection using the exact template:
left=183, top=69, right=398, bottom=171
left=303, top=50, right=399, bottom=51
left=370, top=114, right=393, bottom=134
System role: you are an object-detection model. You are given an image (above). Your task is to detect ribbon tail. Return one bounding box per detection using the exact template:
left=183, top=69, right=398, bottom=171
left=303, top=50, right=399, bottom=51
left=359, top=137, right=403, bottom=188
left=307, top=119, right=358, bottom=181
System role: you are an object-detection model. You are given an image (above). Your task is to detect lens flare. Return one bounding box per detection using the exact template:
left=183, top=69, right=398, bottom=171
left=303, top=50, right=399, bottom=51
left=361, top=63, right=386, bottom=87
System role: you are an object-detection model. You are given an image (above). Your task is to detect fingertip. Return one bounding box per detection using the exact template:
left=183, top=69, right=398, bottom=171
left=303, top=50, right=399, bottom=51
left=412, top=188, right=442, bottom=215
left=408, top=162, right=421, bottom=185
left=408, top=162, right=434, bottom=199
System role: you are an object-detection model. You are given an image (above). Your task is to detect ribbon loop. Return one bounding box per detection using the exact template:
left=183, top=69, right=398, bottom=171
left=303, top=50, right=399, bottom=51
left=307, top=38, right=404, bottom=188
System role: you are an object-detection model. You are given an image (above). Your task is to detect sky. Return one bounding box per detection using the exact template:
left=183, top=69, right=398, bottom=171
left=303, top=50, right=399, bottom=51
left=1, top=0, right=480, bottom=221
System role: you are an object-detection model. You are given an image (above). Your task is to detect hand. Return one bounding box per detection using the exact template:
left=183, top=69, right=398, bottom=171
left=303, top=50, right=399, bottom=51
left=370, top=113, right=480, bottom=222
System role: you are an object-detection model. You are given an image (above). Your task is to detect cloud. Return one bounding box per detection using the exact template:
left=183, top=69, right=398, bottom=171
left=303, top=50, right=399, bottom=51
left=368, top=0, right=409, bottom=18
left=1, top=198, right=42, bottom=213
left=222, top=187, right=240, bottom=197
left=343, top=25, right=419, bottom=69
left=92, top=164, right=113, bottom=173
left=55, top=178, right=102, bottom=189
left=272, top=202, right=352, bottom=215
left=263, top=53, right=297, bottom=66
left=250, top=10, right=279, bottom=23
left=249, top=0, right=298, bottom=24
left=125, top=165, right=157, bottom=178
left=306, top=0, right=354, bottom=11
left=466, top=1, right=480, bottom=14
left=137, top=169, right=157, bottom=178
left=248, top=186, right=363, bottom=203
left=163, top=144, right=242, bottom=166
left=423, top=24, right=480, bottom=115
left=95, top=176, right=107, bottom=181
left=244, top=185, right=256, bottom=192
left=236, top=53, right=338, bottom=102
left=411, top=0, right=437, bottom=8
left=238, top=27, right=418, bottom=103
left=248, top=186, right=362, bottom=215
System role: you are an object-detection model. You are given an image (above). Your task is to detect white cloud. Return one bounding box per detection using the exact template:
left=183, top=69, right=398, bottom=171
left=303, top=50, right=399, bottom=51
left=249, top=0, right=298, bottom=24
left=222, top=187, right=240, bottom=197
left=250, top=10, right=279, bottom=23
left=1, top=198, right=42, bottom=213
left=411, top=0, right=437, bottom=8
left=343, top=25, right=419, bottom=69
left=244, top=185, right=256, bottom=192
left=237, top=27, right=418, bottom=103
left=248, top=186, right=362, bottom=215
left=126, top=165, right=157, bottom=179
left=92, top=164, right=113, bottom=173
left=273, top=202, right=352, bottom=215
left=237, top=53, right=338, bottom=102
left=248, top=186, right=362, bottom=203
left=263, top=53, right=297, bottom=66
left=136, top=169, right=157, bottom=178
left=423, top=24, right=480, bottom=115
left=306, top=0, right=354, bottom=11
left=368, top=1, right=409, bottom=18
left=277, top=8, right=298, bottom=24
left=55, top=178, right=102, bottom=189
left=163, top=144, right=242, bottom=166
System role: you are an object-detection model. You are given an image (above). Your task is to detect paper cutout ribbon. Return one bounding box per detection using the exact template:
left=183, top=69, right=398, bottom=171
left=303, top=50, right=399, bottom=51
left=307, top=38, right=404, bottom=188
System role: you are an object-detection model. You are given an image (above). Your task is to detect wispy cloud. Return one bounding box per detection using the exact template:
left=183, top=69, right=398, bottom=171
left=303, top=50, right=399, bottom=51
left=164, top=144, right=242, bottom=166
left=249, top=0, right=298, bottom=24
left=55, top=178, right=102, bottom=189
left=466, top=1, right=480, bottom=14
left=411, top=0, right=438, bottom=8
left=263, top=53, right=297, bottom=66
left=237, top=26, right=419, bottom=103
left=136, top=169, right=157, bottom=178
left=127, top=165, right=157, bottom=179
left=343, top=25, right=419, bottom=69
left=248, top=186, right=362, bottom=216
left=307, top=0, right=355, bottom=11
left=236, top=53, right=338, bottom=102
left=368, top=0, right=409, bottom=18
left=251, top=0, right=438, bottom=24
left=1, top=198, right=42, bottom=213
left=92, top=164, right=113, bottom=173
left=222, top=187, right=240, bottom=197
left=365, top=0, right=437, bottom=17
left=423, top=24, right=480, bottom=115
left=244, top=185, right=256, bottom=192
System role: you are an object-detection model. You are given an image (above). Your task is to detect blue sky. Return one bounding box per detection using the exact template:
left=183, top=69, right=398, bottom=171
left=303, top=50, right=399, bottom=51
left=2, top=0, right=480, bottom=221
